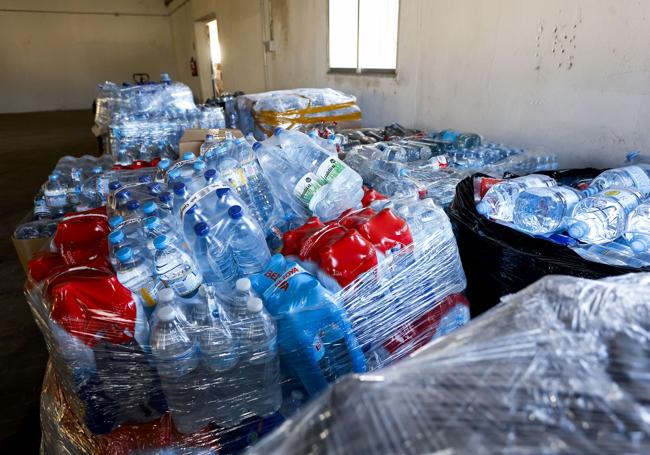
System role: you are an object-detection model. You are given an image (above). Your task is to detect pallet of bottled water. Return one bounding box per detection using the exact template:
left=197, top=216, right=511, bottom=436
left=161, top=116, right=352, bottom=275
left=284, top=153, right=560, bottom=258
left=342, top=128, right=558, bottom=207
left=26, top=128, right=469, bottom=454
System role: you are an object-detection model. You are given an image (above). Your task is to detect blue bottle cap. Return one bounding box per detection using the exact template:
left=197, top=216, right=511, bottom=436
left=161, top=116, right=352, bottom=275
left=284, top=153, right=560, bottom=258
left=228, top=205, right=243, bottom=219
left=216, top=187, right=230, bottom=198
left=173, top=182, right=186, bottom=195
left=158, top=159, right=171, bottom=170
left=115, top=247, right=133, bottom=262
left=144, top=216, right=160, bottom=229
left=116, top=189, right=131, bottom=200
left=138, top=174, right=152, bottom=183
left=153, top=235, right=169, bottom=249
left=235, top=137, right=246, bottom=145
left=398, top=168, right=409, bottom=177
left=568, top=221, right=589, bottom=239
left=168, top=169, right=181, bottom=180
left=205, top=134, right=214, bottom=141
left=48, top=174, right=59, bottom=182
left=252, top=142, right=262, bottom=151
left=108, top=215, right=124, bottom=228
left=308, top=130, right=318, bottom=137
left=147, top=182, right=161, bottom=194
left=194, top=222, right=209, bottom=236
left=92, top=166, right=103, bottom=174
left=273, top=126, right=284, bottom=136
left=126, top=200, right=140, bottom=211
left=143, top=201, right=157, bottom=215
left=204, top=169, right=217, bottom=181
left=193, top=160, right=206, bottom=170
left=159, top=191, right=172, bottom=203
left=108, top=181, right=122, bottom=191
left=183, top=152, right=195, bottom=160
left=211, top=309, right=220, bottom=319
left=108, top=229, right=125, bottom=244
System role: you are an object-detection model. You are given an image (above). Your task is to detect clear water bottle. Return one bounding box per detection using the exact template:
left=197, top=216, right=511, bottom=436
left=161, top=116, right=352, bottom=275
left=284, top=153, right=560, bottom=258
left=199, top=134, right=217, bottom=156
left=308, top=130, right=338, bottom=156
left=43, top=174, right=69, bottom=209
left=192, top=222, right=220, bottom=284
left=513, top=186, right=586, bottom=235
left=108, top=229, right=147, bottom=263
left=226, top=277, right=253, bottom=319
left=144, top=216, right=182, bottom=252
left=158, top=191, right=174, bottom=213
left=224, top=205, right=271, bottom=277
left=33, top=190, right=52, bottom=220
left=568, top=188, right=645, bottom=244
left=476, top=174, right=557, bottom=222
left=238, top=296, right=282, bottom=417
left=114, top=247, right=156, bottom=297
left=153, top=235, right=203, bottom=298
left=80, top=166, right=106, bottom=206
left=143, top=201, right=176, bottom=229
left=149, top=304, right=204, bottom=434
left=196, top=303, right=242, bottom=427
left=589, top=165, right=650, bottom=196
left=624, top=200, right=650, bottom=253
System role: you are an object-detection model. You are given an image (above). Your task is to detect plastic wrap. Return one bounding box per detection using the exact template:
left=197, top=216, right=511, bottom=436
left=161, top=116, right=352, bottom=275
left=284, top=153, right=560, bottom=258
left=236, top=88, right=361, bottom=139
left=249, top=272, right=650, bottom=455
left=449, top=170, right=647, bottom=315
left=31, top=179, right=468, bottom=453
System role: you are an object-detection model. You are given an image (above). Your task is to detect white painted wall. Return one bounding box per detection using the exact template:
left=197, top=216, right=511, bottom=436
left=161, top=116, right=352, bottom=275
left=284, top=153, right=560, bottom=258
left=266, top=0, right=650, bottom=168
left=168, top=0, right=267, bottom=101
left=0, top=0, right=176, bottom=113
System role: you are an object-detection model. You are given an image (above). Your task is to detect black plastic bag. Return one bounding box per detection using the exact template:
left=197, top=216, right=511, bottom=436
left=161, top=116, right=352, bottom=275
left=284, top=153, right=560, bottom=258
left=448, top=168, right=647, bottom=315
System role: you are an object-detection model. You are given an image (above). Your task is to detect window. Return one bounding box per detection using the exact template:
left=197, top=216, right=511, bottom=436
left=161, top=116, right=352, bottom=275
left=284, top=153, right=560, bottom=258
left=328, top=0, right=399, bottom=73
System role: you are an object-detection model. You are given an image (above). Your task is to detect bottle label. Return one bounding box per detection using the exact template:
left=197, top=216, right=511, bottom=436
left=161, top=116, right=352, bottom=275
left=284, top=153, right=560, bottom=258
left=603, top=189, right=642, bottom=211
left=312, top=332, right=326, bottom=361
left=242, top=159, right=259, bottom=179
left=116, top=216, right=142, bottom=231
left=263, top=263, right=311, bottom=299
left=167, top=267, right=203, bottom=297
left=293, top=172, right=325, bottom=208
left=180, top=182, right=229, bottom=221
left=315, top=157, right=346, bottom=183
left=34, top=199, right=50, bottom=217
left=623, top=166, right=650, bottom=195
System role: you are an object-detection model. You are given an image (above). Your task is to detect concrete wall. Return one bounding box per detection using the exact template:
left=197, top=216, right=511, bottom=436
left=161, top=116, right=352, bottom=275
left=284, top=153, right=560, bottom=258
left=0, top=0, right=176, bottom=113
left=266, top=0, right=650, bottom=168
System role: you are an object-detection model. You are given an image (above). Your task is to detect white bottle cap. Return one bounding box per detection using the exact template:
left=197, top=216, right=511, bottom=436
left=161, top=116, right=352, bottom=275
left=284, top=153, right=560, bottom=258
left=247, top=297, right=264, bottom=313
left=236, top=278, right=251, bottom=292
left=158, top=305, right=177, bottom=322
left=158, top=288, right=175, bottom=304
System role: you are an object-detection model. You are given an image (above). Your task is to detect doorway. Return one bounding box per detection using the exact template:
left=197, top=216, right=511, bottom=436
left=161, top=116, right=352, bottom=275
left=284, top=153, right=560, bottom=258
left=194, top=17, right=223, bottom=102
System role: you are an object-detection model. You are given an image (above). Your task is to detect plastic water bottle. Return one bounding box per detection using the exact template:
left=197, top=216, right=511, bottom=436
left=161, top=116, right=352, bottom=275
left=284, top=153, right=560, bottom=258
left=568, top=188, right=645, bottom=244
left=476, top=174, right=557, bottom=222
left=238, top=296, right=282, bottom=417
left=196, top=303, right=242, bottom=426
left=43, top=174, right=69, bottom=209
left=226, top=277, right=253, bottom=319
left=224, top=205, right=271, bottom=276
left=114, top=247, right=156, bottom=298
left=149, top=304, right=204, bottom=434
left=144, top=216, right=182, bottom=251
left=192, top=222, right=221, bottom=284
left=143, top=201, right=176, bottom=229
left=158, top=191, right=174, bottom=212
left=589, top=165, right=650, bottom=196
left=108, top=229, right=146, bottom=263
left=199, top=134, right=217, bottom=156
left=624, top=201, right=650, bottom=253
left=108, top=214, right=143, bottom=240
left=308, top=130, right=338, bottom=156
left=172, top=182, right=190, bottom=218
left=80, top=166, right=106, bottom=206
left=153, top=235, right=203, bottom=297
left=513, top=186, right=586, bottom=235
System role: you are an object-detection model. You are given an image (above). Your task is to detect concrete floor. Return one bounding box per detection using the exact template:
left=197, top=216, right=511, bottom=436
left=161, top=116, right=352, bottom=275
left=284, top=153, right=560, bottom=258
left=0, top=110, right=98, bottom=452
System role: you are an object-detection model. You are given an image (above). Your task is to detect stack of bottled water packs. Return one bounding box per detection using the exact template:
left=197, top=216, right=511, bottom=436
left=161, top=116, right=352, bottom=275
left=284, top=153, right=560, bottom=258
left=94, top=74, right=226, bottom=165
left=27, top=126, right=470, bottom=452
left=342, top=128, right=559, bottom=207
left=14, top=153, right=115, bottom=240
left=475, top=156, right=650, bottom=268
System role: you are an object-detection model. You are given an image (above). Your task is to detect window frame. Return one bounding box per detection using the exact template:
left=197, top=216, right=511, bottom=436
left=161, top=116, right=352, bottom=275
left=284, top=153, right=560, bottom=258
left=327, top=0, right=400, bottom=76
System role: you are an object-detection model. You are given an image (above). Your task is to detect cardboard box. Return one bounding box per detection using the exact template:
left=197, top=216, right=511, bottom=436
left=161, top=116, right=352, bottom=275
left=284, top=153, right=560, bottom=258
left=179, top=128, right=243, bottom=156
left=12, top=235, right=49, bottom=273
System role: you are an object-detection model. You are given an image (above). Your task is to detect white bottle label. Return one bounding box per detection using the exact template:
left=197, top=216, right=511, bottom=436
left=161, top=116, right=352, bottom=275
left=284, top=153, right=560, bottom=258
left=167, top=159, right=195, bottom=175
left=623, top=166, right=650, bottom=195
left=603, top=189, right=642, bottom=211
left=293, top=173, right=325, bottom=208
left=116, top=216, right=142, bottom=231
left=167, top=267, right=203, bottom=297
left=315, top=157, right=346, bottom=183
left=179, top=182, right=229, bottom=221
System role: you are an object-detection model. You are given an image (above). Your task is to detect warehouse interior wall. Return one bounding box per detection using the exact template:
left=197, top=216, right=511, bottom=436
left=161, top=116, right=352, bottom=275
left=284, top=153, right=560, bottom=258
left=0, top=0, right=177, bottom=113
left=263, top=0, right=650, bottom=168
left=168, top=0, right=267, bottom=102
